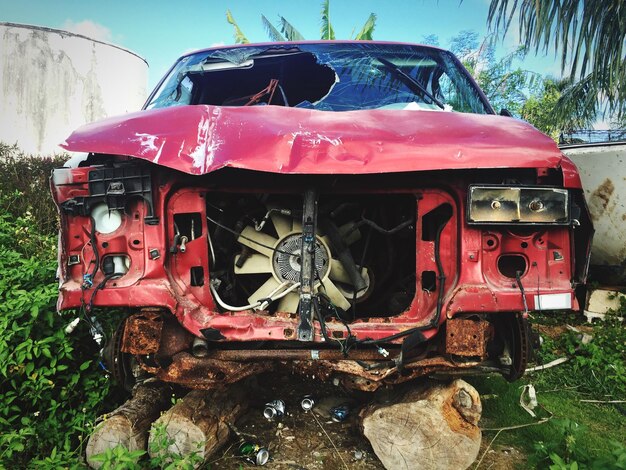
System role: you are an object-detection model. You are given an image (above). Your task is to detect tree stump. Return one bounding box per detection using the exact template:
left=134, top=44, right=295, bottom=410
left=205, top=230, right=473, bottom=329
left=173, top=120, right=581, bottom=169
left=148, top=383, right=248, bottom=468
left=86, top=380, right=172, bottom=469
left=359, top=379, right=482, bottom=470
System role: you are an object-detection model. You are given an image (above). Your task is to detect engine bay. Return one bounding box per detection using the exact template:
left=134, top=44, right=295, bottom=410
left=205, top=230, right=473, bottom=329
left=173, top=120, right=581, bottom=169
left=199, top=192, right=417, bottom=320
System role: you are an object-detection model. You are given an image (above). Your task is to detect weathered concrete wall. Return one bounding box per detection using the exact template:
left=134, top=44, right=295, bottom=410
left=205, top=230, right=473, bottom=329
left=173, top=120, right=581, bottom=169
left=0, top=22, right=148, bottom=155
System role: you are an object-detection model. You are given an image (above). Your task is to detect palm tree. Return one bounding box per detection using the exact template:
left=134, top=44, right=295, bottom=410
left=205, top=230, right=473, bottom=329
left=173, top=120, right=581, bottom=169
left=486, top=0, right=626, bottom=122
left=226, top=1, right=376, bottom=44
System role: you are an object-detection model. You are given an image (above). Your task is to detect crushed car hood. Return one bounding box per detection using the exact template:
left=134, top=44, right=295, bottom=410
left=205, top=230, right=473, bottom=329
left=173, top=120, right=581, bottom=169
left=62, top=104, right=565, bottom=176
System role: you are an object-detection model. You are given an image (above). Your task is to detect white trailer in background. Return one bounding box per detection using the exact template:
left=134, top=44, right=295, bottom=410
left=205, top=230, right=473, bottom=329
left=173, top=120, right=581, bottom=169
left=561, top=142, right=626, bottom=319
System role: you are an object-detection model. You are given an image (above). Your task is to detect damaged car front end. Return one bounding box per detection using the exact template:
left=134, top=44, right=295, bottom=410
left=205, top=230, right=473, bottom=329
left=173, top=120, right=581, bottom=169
left=51, top=42, right=593, bottom=392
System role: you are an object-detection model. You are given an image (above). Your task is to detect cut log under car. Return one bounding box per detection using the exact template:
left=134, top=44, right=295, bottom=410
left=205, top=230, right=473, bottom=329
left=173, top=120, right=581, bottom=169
left=51, top=41, right=593, bottom=392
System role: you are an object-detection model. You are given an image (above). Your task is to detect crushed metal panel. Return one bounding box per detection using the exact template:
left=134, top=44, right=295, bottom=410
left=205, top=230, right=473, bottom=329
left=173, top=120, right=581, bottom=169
left=445, top=318, right=490, bottom=358
left=60, top=105, right=566, bottom=178
left=121, top=310, right=163, bottom=355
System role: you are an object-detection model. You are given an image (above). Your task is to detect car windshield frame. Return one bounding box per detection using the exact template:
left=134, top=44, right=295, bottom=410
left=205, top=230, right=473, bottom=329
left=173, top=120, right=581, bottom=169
left=144, top=42, right=494, bottom=115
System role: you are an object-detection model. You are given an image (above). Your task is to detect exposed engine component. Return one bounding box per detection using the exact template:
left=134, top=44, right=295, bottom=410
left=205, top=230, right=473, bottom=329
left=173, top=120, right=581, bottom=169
left=235, top=209, right=368, bottom=312
left=206, top=193, right=416, bottom=318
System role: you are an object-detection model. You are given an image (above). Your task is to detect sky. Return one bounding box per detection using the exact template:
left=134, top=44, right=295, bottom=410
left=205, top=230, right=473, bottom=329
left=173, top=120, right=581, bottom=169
left=1, top=0, right=565, bottom=92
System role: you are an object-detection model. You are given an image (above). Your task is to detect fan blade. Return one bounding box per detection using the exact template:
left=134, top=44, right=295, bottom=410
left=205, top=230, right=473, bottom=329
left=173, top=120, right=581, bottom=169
left=234, top=253, right=272, bottom=274
left=292, top=219, right=302, bottom=232
left=320, top=235, right=331, bottom=248
left=329, top=258, right=352, bottom=284
left=247, top=277, right=282, bottom=306
left=270, top=212, right=293, bottom=238
left=277, top=292, right=300, bottom=313
left=238, top=226, right=278, bottom=258
left=338, top=222, right=361, bottom=245
left=319, top=279, right=351, bottom=311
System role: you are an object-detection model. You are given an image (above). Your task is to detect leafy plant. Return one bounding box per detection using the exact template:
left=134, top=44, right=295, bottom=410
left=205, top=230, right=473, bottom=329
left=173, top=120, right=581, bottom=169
left=89, top=446, right=146, bottom=470
left=227, top=1, right=376, bottom=44
left=0, top=143, right=67, bottom=236
left=0, top=153, right=124, bottom=467
left=147, top=422, right=204, bottom=470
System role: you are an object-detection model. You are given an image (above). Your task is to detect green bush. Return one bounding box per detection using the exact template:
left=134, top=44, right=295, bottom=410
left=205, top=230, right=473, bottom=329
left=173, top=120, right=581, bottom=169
left=0, top=186, right=116, bottom=467
left=0, top=143, right=67, bottom=236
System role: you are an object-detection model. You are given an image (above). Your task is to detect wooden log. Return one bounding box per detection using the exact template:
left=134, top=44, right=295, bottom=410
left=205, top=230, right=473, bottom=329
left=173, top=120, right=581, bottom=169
left=86, top=380, right=172, bottom=469
left=359, top=379, right=482, bottom=470
left=148, top=383, right=248, bottom=467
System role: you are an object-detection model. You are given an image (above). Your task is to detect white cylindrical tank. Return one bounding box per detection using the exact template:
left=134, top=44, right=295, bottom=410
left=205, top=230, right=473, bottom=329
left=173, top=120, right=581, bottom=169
left=0, top=22, right=148, bottom=155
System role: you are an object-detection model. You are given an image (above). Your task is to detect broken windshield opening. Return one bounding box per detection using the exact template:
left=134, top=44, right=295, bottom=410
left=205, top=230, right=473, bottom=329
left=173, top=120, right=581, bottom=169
left=145, top=43, right=491, bottom=114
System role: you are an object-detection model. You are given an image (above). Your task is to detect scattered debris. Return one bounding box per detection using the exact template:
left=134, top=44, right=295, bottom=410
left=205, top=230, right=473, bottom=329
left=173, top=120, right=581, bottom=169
left=310, top=405, right=349, bottom=470
left=566, top=324, right=594, bottom=344
left=519, top=384, right=538, bottom=417
left=584, top=289, right=626, bottom=323
left=263, top=399, right=285, bottom=419
left=579, top=399, right=626, bottom=404
left=330, top=404, right=350, bottom=422
left=301, top=395, right=315, bottom=411
left=525, top=357, right=569, bottom=372
left=238, top=442, right=270, bottom=466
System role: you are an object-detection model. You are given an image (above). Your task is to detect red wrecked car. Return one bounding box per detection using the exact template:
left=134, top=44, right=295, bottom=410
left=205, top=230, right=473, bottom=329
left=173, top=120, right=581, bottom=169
left=51, top=41, right=593, bottom=391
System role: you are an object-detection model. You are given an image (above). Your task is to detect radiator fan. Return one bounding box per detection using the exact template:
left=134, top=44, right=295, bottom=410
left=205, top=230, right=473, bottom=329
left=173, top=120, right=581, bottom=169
left=234, top=209, right=369, bottom=313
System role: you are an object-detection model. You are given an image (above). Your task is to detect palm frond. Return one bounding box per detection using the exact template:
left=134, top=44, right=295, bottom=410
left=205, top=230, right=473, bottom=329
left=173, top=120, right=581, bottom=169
left=487, top=0, right=626, bottom=119
left=262, top=14, right=286, bottom=41
left=279, top=16, right=305, bottom=41
left=225, top=10, right=250, bottom=44
left=354, top=13, right=376, bottom=40
left=320, top=0, right=336, bottom=40
left=551, top=74, right=599, bottom=129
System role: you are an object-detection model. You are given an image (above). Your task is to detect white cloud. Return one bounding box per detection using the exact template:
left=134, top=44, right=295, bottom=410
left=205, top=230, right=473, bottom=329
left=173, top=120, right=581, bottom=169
left=61, top=19, right=113, bottom=43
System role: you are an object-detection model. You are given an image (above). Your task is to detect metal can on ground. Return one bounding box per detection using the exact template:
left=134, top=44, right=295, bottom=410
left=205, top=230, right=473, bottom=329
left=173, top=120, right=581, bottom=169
left=239, top=442, right=270, bottom=466
left=330, top=403, right=350, bottom=422
left=301, top=395, right=315, bottom=411
left=263, top=399, right=285, bottom=419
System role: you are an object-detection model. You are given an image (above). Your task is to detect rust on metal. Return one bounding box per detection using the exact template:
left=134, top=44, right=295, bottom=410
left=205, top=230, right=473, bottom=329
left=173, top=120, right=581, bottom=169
left=121, top=310, right=163, bottom=355
left=134, top=340, right=484, bottom=392
left=156, top=320, right=194, bottom=358
left=445, top=318, right=490, bottom=358
left=153, top=352, right=273, bottom=389
left=204, top=348, right=392, bottom=362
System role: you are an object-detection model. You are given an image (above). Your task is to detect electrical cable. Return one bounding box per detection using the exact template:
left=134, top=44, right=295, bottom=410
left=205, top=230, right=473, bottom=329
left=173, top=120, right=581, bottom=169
left=210, top=281, right=300, bottom=312
left=207, top=215, right=300, bottom=258
left=207, top=229, right=216, bottom=266
left=515, top=271, right=529, bottom=313
left=357, top=214, right=414, bottom=235
left=353, top=206, right=450, bottom=347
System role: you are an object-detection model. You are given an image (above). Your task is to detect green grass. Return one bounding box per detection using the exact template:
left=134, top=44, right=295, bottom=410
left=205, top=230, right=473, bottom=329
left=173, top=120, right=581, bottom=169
left=466, top=311, right=626, bottom=469
left=469, top=375, right=626, bottom=466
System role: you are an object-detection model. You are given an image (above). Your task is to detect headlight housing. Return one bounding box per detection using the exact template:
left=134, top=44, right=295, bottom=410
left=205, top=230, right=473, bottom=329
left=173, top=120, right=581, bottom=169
left=467, top=186, right=569, bottom=225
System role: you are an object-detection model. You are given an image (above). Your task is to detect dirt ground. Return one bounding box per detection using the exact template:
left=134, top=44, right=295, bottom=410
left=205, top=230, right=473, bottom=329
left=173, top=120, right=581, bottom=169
left=206, top=371, right=526, bottom=470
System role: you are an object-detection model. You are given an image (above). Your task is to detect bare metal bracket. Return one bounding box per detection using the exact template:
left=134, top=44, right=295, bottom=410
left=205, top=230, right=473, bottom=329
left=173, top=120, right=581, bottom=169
left=297, top=189, right=318, bottom=341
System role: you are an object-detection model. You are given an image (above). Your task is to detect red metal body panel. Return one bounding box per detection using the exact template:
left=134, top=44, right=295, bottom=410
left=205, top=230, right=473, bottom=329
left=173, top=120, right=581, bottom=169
left=51, top=40, right=594, bottom=389
left=61, top=105, right=581, bottom=189
left=53, top=173, right=577, bottom=343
